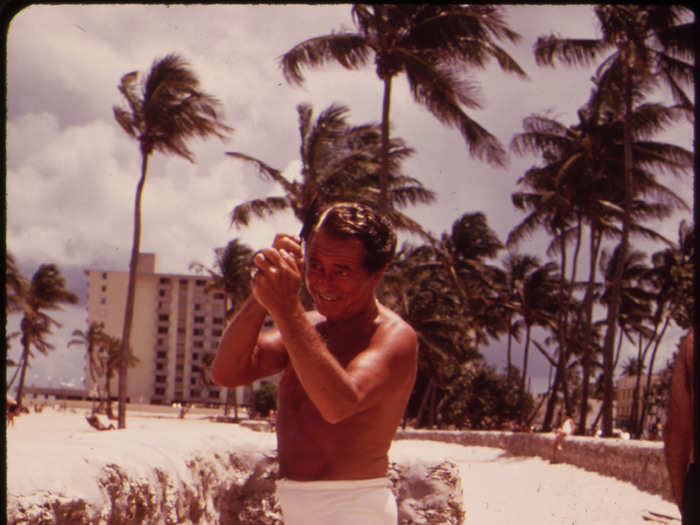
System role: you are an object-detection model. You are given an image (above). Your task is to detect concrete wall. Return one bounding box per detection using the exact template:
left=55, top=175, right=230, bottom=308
left=395, top=429, right=672, bottom=502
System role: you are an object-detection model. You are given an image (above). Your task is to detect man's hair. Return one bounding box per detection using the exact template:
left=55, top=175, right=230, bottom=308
left=306, top=202, right=396, bottom=274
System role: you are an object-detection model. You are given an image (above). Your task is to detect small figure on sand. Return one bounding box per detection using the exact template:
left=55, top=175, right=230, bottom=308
left=86, top=413, right=115, bottom=431
left=552, top=416, right=575, bottom=463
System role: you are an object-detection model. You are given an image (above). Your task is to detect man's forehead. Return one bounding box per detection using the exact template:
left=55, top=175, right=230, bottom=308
left=306, top=229, right=366, bottom=261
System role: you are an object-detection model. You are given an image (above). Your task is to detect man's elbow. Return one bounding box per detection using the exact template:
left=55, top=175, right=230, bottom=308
left=209, top=363, right=239, bottom=388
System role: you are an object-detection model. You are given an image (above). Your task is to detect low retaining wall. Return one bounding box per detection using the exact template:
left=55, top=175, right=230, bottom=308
left=395, top=429, right=672, bottom=502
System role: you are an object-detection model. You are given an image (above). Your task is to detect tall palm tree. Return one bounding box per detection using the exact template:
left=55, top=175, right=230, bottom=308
left=534, top=4, right=694, bottom=436
left=516, top=259, right=559, bottom=413
left=280, top=5, right=526, bottom=212
left=190, top=238, right=254, bottom=419
left=227, top=102, right=434, bottom=237
left=113, top=53, right=231, bottom=428
left=68, top=321, right=107, bottom=406
left=499, top=252, right=539, bottom=379
left=100, top=335, right=138, bottom=419
left=14, top=264, right=79, bottom=409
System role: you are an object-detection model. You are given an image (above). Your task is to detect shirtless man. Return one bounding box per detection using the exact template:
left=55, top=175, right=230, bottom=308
left=665, top=329, right=697, bottom=525
left=211, top=202, right=418, bottom=525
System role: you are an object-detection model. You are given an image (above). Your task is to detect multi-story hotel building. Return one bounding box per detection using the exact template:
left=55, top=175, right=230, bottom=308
left=85, top=253, right=232, bottom=405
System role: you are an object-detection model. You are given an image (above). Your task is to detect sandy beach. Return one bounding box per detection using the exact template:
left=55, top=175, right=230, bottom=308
left=7, top=406, right=681, bottom=524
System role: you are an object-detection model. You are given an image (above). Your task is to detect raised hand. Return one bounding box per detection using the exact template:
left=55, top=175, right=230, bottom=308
left=251, top=234, right=304, bottom=316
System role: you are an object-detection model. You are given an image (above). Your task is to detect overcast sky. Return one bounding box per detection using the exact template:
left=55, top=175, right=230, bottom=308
left=5, top=4, right=693, bottom=395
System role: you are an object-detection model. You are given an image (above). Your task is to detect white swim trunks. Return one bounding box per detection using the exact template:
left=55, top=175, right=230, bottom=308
left=276, top=477, right=397, bottom=525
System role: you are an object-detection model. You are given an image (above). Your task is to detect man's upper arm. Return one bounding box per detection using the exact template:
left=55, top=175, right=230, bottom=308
left=343, top=321, right=418, bottom=414
left=250, top=329, right=289, bottom=380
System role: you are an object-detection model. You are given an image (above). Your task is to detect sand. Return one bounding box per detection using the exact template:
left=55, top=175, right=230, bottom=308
left=6, top=406, right=682, bottom=524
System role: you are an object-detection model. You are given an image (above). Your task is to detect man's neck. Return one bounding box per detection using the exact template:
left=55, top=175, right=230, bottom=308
left=324, top=298, right=380, bottom=332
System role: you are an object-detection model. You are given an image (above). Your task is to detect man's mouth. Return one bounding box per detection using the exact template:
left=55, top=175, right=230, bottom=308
left=317, top=292, right=342, bottom=303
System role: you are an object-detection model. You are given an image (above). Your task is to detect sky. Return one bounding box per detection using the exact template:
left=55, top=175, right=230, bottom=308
left=4, top=4, right=694, bottom=395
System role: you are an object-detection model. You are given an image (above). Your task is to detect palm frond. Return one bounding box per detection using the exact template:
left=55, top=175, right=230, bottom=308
left=279, top=33, right=371, bottom=85
left=534, top=35, right=610, bottom=67
left=229, top=197, right=290, bottom=228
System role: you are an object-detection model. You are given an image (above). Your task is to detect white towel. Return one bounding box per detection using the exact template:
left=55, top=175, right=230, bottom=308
left=276, top=477, right=397, bottom=525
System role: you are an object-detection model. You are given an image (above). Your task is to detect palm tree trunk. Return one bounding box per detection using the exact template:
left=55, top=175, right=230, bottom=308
left=578, top=225, right=602, bottom=434
left=639, top=317, right=670, bottom=438
left=506, top=313, right=513, bottom=379
left=379, top=75, right=393, bottom=213
left=520, top=326, right=532, bottom=421
left=16, top=341, right=31, bottom=409
left=118, top=153, right=150, bottom=429
left=105, top=370, right=114, bottom=419
left=601, top=60, right=634, bottom=437
left=6, top=351, right=24, bottom=392
left=542, top=352, right=563, bottom=431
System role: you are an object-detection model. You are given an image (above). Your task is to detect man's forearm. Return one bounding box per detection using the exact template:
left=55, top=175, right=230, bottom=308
left=271, top=301, right=359, bottom=423
left=211, top=295, right=268, bottom=387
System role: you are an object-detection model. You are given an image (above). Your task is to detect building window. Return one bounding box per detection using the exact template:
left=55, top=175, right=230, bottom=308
left=209, top=391, right=219, bottom=399
left=158, top=314, right=169, bottom=322
left=156, top=363, right=164, bottom=371
left=194, top=304, right=202, bottom=311
left=193, top=341, right=203, bottom=348
left=154, top=388, right=165, bottom=396
left=101, top=285, right=107, bottom=292
left=160, top=278, right=171, bottom=284
left=176, top=364, right=184, bottom=371
left=156, top=351, right=167, bottom=359
left=180, top=279, right=188, bottom=285
left=158, top=326, right=168, bottom=334
left=102, top=272, right=107, bottom=279
left=193, top=328, right=203, bottom=336
left=213, top=317, right=224, bottom=325
left=213, top=292, right=225, bottom=300
left=193, top=353, right=199, bottom=360
left=100, top=298, right=106, bottom=305
left=177, top=327, right=186, bottom=334
left=194, top=316, right=205, bottom=324
left=196, top=279, right=206, bottom=286
left=155, top=375, right=167, bottom=383
left=212, top=329, right=222, bottom=337
left=159, top=290, right=166, bottom=297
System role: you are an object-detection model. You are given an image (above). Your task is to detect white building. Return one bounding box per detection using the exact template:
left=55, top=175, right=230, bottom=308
left=85, top=253, right=231, bottom=405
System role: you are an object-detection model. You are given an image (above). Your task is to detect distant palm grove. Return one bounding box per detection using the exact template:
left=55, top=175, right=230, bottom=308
left=6, top=6, right=694, bottom=438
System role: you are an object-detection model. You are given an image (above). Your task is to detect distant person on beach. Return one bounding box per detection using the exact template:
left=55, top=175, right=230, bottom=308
left=664, top=329, right=697, bottom=525
left=551, top=416, right=575, bottom=463
left=211, top=202, right=417, bottom=525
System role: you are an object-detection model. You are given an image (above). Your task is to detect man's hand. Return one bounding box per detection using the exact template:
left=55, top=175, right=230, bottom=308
left=251, top=234, right=304, bottom=316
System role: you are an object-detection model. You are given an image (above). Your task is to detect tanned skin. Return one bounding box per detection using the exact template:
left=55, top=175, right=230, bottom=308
left=665, top=329, right=695, bottom=509
left=211, top=229, right=417, bottom=481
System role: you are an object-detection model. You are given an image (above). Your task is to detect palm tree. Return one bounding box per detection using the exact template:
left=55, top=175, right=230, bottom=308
left=280, top=5, right=526, bottom=212
left=534, top=4, right=694, bottom=436
left=113, top=53, right=231, bottom=428
left=516, top=260, right=559, bottom=415
left=68, top=321, right=107, bottom=408
left=190, top=238, right=255, bottom=418
left=14, top=264, right=79, bottom=409
left=499, top=252, right=539, bottom=379
left=227, top=102, right=434, bottom=237
left=100, top=335, right=138, bottom=419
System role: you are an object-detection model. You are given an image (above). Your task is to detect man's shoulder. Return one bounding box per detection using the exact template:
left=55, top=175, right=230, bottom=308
left=377, top=305, right=417, bottom=346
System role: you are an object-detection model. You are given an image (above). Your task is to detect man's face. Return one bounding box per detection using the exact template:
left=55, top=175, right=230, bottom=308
left=304, top=227, right=381, bottom=321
